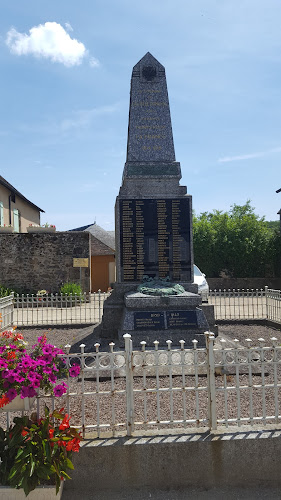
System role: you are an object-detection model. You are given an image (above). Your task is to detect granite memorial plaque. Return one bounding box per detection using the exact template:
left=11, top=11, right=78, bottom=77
left=120, top=198, right=191, bottom=282
left=133, top=310, right=198, bottom=330
left=134, top=311, right=165, bottom=330
left=166, top=310, right=198, bottom=328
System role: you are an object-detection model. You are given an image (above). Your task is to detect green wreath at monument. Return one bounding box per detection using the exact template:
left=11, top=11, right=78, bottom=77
left=137, top=276, right=185, bottom=296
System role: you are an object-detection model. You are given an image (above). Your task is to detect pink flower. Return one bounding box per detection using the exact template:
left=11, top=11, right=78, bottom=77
left=6, top=388, right=17, bottom=401
left=69, top=365, right=80, bottom=377
left=54, top=383, right=67, bottom=397
left=21, top=386, right=30, bottom=398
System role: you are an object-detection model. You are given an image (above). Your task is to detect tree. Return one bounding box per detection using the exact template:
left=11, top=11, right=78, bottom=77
left=193, top=201, right=278, bottom=278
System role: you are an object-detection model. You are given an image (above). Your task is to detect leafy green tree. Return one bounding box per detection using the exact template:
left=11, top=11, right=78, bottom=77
left=193, top=201, right=278, bottom=278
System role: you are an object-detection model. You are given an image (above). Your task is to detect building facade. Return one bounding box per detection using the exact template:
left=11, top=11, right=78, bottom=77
left=0, top=176, right=44, bottom=232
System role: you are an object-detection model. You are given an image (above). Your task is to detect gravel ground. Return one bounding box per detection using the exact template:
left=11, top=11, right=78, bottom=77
left=1, top=323, right=281, bottom=435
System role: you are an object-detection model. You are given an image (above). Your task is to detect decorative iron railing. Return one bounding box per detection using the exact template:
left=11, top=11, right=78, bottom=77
left=2, top=332, right=281, bottom=437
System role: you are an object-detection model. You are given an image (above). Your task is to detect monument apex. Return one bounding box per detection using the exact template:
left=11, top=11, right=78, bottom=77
left=126, top=52, right=176, bottom=164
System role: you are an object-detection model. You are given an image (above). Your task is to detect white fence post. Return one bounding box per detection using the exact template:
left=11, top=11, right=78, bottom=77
left=205, top=331, right=217, bottom=431
left=265, top=286, right=268, bottom=320
left=124, top=333, right=134, bottom=436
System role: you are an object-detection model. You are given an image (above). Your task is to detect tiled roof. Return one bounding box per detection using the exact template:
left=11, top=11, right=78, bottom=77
left=70, top=223, right=115, bottom=250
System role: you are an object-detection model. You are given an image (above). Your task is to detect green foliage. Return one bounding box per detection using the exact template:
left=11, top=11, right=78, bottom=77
left=193, top=201, right=280, bottom=278
left=0, top=407, right=81, bottom=496
left=265, top=220, right=280, bottom=233
left=0, top=285, right=14, bottom=298
left=59, top=282, right=83, bottom=296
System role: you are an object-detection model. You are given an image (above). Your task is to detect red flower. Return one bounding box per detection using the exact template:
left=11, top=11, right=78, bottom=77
left=49, top=428, right=54, bottom=438
left=7, top=352, right=16, bottom=360
left=66, top=437, right=81, bottom=452
left=21, top=429, right=28, bottom=437
left=59, top=415, right=70, bottom=431
left=0, top=395, right=9, bottom=408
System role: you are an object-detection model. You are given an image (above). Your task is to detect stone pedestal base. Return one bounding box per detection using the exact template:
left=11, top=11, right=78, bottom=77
left=99, top=284, right=217, bottom=348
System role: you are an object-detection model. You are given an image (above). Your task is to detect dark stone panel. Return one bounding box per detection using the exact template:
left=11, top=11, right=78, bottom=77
left=119, top=198, right=191, bottom=282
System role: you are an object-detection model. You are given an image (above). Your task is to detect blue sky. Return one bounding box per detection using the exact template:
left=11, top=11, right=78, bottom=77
left=0, top=0, right=280, bottom=230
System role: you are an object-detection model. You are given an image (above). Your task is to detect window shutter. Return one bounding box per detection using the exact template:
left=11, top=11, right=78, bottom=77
left=13, top=208, right=19, bottom=232
left=0, top=202, right=3, bottom=226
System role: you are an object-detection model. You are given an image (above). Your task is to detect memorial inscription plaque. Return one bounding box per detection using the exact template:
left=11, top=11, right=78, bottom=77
left=166, top=310, right=198, bottom=328
left=134, top=311, right=165, bottom=330
left=120, top=198, right=191, bottom=282
left=133, top=310, right=198, bottom=330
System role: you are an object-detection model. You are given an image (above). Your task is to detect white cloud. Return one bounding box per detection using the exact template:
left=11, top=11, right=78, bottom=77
left=218, top=147, right=281, bottom=163
left=89, top=56, right=100, bottom=68
left=64, top=22, right=73, bottom=32
left=6, top=22, right=87, bottom=67
left=60, top=104, right=120, bottom=132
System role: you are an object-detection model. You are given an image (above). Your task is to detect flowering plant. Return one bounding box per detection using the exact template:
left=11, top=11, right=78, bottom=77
left=0, top=329, right=80, bottom=408
left=28, top=223, right=56, bottom=229
left=0, top=407, right=82, bottom=495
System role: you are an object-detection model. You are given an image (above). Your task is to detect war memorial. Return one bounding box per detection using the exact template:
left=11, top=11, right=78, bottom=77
left=100, top=53, right=216, bottom=346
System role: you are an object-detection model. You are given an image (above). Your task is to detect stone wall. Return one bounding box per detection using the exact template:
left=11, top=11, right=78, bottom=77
left=0, top=232, right=91, bottom=293
left=65, top=427, right=281, bottom=496
left=207, top=277, right=281, bottom=290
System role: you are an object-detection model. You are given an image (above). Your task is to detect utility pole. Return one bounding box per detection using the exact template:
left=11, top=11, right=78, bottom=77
left=277, top=189, right=281, bottom=232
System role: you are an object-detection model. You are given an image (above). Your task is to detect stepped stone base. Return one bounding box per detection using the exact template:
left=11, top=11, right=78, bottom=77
left=99, top=284, right=217, bottom=347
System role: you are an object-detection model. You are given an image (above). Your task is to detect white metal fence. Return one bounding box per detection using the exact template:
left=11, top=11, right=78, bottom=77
left=2, top=331, right=281, bottom=436
left=1, top=288, right=280, bottom=329
left=209, top=288, right=267, bottom=320
left=209, top=286, right=281, bottom=323
left=266, top=287, right=281, bottom=324
left=0, top=294, right=13, bottom=330
left=12, top=291, right=110, bottom=327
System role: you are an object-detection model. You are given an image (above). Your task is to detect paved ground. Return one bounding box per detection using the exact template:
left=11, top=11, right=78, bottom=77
left=62, top=486, right=281, bottom=499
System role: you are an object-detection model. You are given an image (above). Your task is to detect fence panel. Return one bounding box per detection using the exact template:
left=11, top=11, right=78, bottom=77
left=2, top=332, right=281, bottom=436
left=213, top=336, right=281, bottom=427
left=266, top=287, right=281, bottom=324
left=0, top=294, right=13, bottom=330
left=10, top=288, right=281, bottom=326
left=13, top=292, right=110, bottom=326
left=209, top=288, right=266, bottom=320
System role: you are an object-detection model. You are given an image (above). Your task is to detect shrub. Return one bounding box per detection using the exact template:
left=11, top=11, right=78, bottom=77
left=59, top=283, right=83, bottom=296
left=0, top=285, right=14, bottom=298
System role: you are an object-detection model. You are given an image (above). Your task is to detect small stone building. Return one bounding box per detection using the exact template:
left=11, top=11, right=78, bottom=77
left=70, top=223, right=116, bottom=292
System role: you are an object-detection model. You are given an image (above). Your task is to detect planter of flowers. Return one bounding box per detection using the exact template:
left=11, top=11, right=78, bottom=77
left=0, top=329, right=82, bottom=496
left=0, top=225, right=14, bottom=233
left=27, top=224, right=56, bottom=233
left=0, top=407, right=81, bottom=497
left=0, top=328, right=80, bottom=411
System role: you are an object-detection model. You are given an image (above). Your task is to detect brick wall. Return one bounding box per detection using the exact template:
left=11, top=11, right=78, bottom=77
left=0, top=232, right=91, bottom=293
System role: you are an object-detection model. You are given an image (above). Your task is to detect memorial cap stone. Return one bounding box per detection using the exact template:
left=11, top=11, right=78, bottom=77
left=126, top=52, right=176, bottom=170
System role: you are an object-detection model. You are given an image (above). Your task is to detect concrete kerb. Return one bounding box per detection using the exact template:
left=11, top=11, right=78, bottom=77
left=64, top=424, right=281, bottom=496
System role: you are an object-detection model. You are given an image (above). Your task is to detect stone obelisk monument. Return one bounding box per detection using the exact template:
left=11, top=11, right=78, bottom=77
left=100, top=53, right=216, bottom=345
